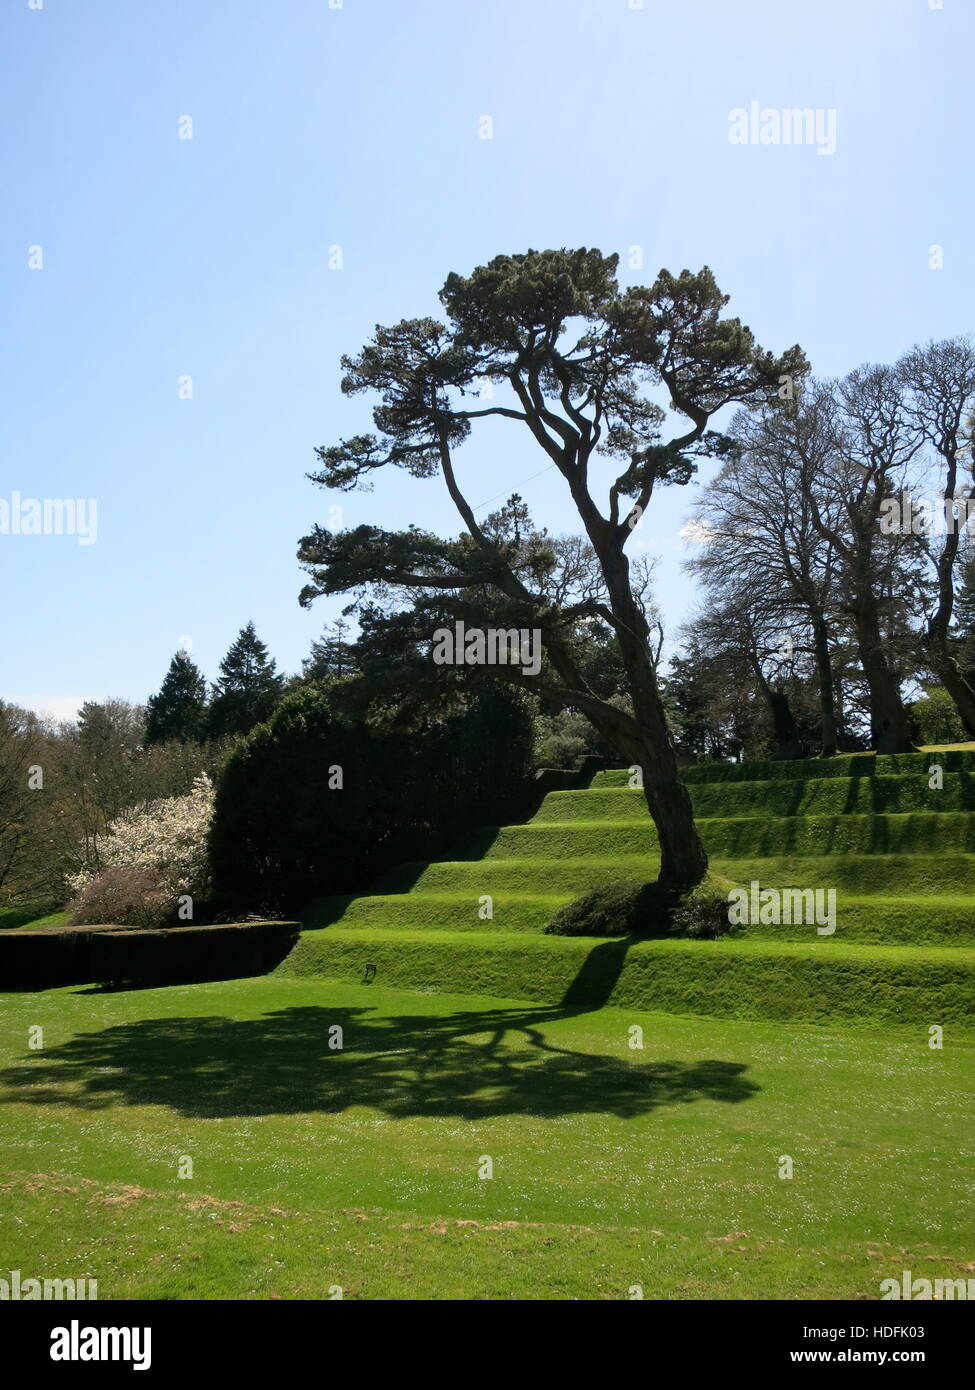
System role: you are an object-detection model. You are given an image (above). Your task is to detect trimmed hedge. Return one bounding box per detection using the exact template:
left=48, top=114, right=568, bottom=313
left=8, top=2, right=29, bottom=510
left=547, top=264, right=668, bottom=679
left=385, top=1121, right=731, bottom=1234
left=0, top=920, right=300, bottom=991
left=209, top=682, right=536, bottom=915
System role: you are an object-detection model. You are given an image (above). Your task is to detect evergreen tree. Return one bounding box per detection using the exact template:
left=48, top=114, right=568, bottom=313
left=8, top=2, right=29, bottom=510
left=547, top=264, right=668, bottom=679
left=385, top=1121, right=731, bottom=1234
left=207, top=622, right=284, bottom=739
left=303, top=618, right=356, bottom=681
left=145, top=651, right=208, bottom=745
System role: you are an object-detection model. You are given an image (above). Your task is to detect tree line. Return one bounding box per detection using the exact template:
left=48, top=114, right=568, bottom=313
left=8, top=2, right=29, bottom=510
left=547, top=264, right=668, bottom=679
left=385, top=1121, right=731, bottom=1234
left=0, top=619, right=346, bottom=910
left=682, top=339, right=975, bottom=759
left=0, top=613, right=548, bottom=916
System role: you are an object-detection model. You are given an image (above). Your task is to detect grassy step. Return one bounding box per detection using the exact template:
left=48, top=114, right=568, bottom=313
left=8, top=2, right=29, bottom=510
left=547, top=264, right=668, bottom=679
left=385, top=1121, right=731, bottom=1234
left=738, top=897, right=975, bottom=944
left=303, top=891, right=975, bottom=945
left=276, top=928, right=975, bottom=1026
left=291, top=744, right=975, bottom=1025
left=372, top=852, right=975, bottom=897
left=451, top=812, right=975, bottom=861
left=537, top=776, right=975, bottom=823
left=304, top=892, right=566, bottom=932
left=621, top=747, right=975, bottom=786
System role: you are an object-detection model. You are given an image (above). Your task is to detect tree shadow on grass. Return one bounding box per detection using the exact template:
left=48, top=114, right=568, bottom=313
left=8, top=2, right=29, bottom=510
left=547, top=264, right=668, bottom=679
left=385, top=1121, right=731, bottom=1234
left=0, top=996, right=759, bottom=1122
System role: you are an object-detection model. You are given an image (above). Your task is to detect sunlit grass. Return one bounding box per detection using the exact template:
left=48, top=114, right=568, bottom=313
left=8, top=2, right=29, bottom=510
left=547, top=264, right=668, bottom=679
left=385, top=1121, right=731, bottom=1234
left=1, top=975, right=972, bottom=1300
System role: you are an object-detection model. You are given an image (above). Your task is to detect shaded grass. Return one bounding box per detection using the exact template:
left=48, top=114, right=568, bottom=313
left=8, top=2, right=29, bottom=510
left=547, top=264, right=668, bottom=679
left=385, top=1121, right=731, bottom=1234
left=304, top=891, right=567, bottom=933
left=671, top=747, right=975, bottom=785
left=0, top=908, right=67, bottom=932
left=541, top=775, right=975, bottom=821
left=466, top=812, right=975, bottom=860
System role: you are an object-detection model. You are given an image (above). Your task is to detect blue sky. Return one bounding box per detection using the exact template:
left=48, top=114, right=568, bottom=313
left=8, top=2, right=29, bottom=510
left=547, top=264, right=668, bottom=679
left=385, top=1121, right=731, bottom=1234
left=1, top=0, right=971, bottom=719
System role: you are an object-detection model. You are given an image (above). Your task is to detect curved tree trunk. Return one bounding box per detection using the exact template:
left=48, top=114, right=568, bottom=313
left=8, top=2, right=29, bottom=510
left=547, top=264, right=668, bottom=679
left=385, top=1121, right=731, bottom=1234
left=630, top=711, right=709, bottom=889
left=601, top=552, right=709, bottom=889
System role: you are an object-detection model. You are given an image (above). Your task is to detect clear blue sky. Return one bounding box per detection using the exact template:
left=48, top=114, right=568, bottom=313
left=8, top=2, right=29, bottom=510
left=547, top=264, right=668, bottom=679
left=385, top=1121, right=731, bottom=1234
left=1, top=0, right=971, bottom=718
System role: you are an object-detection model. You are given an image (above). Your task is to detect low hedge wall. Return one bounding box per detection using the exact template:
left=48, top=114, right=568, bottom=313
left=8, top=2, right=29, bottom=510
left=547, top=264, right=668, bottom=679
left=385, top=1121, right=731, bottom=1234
left=0, top=920, right=300, bottom=991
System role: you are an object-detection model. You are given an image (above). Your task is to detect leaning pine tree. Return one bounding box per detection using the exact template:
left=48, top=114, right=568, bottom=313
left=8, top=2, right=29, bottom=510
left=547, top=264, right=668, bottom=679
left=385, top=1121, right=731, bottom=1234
left=298, top=249, right=805, bottom=889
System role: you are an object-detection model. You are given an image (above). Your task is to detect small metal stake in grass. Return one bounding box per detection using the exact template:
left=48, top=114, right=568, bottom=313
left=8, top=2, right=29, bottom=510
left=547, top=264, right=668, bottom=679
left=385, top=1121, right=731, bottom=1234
left=363, top=963, right=377, bottom=984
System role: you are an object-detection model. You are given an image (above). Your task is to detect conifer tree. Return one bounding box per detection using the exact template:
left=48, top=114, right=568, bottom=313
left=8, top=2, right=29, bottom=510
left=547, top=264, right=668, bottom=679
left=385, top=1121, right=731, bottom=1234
left=145, top=650, right=208, bottom=745
left=303, top=618, right=356, bottom=681
left=207, top=622, right=284, bottom=738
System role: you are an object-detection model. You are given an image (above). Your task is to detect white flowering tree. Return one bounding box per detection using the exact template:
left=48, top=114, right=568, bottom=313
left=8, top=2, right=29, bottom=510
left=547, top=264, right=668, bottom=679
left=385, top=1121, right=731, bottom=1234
left=67, top=773, right=215, bottom=912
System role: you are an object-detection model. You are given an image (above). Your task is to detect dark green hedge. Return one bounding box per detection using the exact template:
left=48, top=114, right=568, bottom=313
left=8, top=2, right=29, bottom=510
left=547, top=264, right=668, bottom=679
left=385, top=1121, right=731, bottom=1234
left=208, top=682, right=536, bottom=915
left=0, top=920, right=300, bottom=991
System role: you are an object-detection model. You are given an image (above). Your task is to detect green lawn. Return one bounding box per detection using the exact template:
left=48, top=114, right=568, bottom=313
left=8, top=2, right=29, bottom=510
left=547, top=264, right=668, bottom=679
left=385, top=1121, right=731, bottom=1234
left=3, top=749, right=975, bottom=1299
left=1, top=975, right=973, bottom=1299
